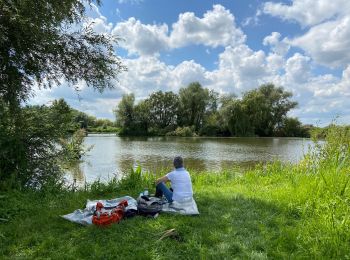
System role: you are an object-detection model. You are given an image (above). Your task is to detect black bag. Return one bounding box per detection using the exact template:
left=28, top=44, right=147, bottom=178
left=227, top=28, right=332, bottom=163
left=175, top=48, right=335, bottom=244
left=137, top=196, right=162, bottom=216
left=124, top=209, right=138, bottom=218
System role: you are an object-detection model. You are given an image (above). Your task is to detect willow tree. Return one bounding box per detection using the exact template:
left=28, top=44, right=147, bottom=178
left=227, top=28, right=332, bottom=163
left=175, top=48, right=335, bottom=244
left=0, top=0, right=125, bottom=188
left=220, top=98, right=253, bottom=137
left=179, top=82, right=210, bottom=131
left=115, top=93, right=135, bottom=133
left=242, top=84, right=297, bottom=136
left=146, top=91, right=179, bottom=131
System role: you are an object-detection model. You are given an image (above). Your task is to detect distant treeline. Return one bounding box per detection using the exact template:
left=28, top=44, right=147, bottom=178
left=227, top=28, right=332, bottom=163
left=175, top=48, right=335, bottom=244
left=115, top=82, right=311, bottom=137
left=22, top=99, right=118, bottom=134
left=69, top=107, right=117, bottom=133
left=21, top=83, right=346, bottom=139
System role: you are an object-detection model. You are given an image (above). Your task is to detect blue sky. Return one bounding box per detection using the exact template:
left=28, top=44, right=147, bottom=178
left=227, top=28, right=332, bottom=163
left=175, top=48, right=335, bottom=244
left=31, top=0, right=350, bottom=126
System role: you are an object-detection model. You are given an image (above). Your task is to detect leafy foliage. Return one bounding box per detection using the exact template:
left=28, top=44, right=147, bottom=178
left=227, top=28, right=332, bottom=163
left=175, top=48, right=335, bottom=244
left=166, top=126, right=196, bottom=137
left=59, top=129, right=90, bottom=162
left=242, top=84, right=298, bottom=136
left=275, top=117, right=309, bottom=137
left=178, top=82, right=210, bottom=130
left=0, top=0, right=125, bottom=105
left=71, top=108, right=117, bottom=133
left=220, top=98, right=253, bottom=136
left=114, top=93, right=137, bottom=135
left=115, top=83, right=304, bottom=137
left=0, top=101, right=69, bottom=188
left=0, top=0, right=125, bottom=189
left=147, top=91, right=179, bottom=132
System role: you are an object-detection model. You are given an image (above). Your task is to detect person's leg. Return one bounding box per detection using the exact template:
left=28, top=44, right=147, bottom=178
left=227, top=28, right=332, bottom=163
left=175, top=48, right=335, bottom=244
left=155, top=184, right=164, bottom=197
left=155, top=182, right=173, bottom=202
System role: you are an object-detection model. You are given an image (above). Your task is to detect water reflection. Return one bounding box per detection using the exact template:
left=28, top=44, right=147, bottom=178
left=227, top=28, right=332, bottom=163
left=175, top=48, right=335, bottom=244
left=78, top=134, right=312, bottom=183
left=65, top=162, right=85, bottom=187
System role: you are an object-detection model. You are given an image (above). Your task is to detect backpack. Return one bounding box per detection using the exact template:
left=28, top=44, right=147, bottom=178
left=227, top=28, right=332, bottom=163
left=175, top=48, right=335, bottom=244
left=137, top=196, right=163, bottom=216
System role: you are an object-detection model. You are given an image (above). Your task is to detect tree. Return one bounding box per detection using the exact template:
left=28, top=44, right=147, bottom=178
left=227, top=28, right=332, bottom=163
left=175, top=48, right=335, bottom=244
left=179, top=82, right=210, bottom=131
left=115, top=94, right=135, bottom=134
left=242, top=84, right=297, bottom=136
left=200, top=112, right=222, bottom=136
left=51, top=99, right=75, bottom=133
left=0, top=102, right=76, bottom=188
left=220, top=98, right=253, bottom=136
left=134, top=100, right=150, bottom=134
left=207, top=89, right=220, bottom=113
left=0, top=0, right=125, bottom=108
left=200, top=90, right=222, bottom=136
left=72, top=111, right=90, bottom=129
left=277, top=117, right=309, bottom=137
left=0, top=0, right=125, bottom=188
left=146, top=91, right=179, bottom=131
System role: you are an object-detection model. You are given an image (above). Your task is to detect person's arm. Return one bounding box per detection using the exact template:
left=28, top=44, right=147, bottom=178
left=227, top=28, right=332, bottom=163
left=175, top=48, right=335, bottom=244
left=155, top=175, right=169, bottom=185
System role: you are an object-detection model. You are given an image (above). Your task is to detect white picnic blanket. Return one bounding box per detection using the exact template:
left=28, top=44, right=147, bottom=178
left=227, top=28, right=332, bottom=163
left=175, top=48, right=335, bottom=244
left=162, top=197, right=200, bottom=215
left=61, top=195, right=199, bottom=225
left=61, top=196, right=137, bottom=225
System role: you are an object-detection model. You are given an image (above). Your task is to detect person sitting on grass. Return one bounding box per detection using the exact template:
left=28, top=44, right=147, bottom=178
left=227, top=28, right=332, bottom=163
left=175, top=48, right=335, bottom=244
left=155, top=156, right=193, bottom=203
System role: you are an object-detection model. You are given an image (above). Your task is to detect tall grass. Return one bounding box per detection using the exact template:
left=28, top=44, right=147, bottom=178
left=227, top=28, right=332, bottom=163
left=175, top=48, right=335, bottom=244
left=1, top=125, right=349, bottom=258
left=235, top=125, right=350, bottom=257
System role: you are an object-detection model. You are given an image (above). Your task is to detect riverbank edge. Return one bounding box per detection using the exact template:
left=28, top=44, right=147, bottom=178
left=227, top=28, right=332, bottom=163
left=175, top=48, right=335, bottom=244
left=1, top=155, right=349, bottom=259
left=87, top=132, right=312, bottom=140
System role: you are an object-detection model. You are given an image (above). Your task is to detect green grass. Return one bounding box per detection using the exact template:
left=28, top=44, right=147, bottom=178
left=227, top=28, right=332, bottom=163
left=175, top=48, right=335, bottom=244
left=1, top=126, right=350, bottom=259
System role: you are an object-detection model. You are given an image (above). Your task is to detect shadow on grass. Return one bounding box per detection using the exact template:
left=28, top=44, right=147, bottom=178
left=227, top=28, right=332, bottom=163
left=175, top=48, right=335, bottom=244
left=0, top=191, right=302, bottom=259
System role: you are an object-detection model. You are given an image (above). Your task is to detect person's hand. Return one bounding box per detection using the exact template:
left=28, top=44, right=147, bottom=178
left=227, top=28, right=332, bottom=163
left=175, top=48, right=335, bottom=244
left=155, top=175, right=169, bottom=185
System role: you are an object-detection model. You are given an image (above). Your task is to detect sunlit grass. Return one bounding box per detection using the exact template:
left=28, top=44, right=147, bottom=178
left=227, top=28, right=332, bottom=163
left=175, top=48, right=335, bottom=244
left=1, top=126, right=349, bottom=258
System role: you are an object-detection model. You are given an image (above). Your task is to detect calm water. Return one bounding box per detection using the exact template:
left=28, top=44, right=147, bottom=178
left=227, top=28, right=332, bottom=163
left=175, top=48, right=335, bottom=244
left=69, top=134, right=313, bottom=184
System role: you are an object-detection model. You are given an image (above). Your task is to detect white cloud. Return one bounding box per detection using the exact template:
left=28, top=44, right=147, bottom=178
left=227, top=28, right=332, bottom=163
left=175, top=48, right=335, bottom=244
left=169, top=4, right=246, bottom=48
left=313, top=65, right=350, bottom=98
left=241, top=9, right=262, bottom=27
left=111, top=5, right=246, bottom=56
left=263, top=0, right=350, bottom=27
left=263, top=32, right=289, bottom=56
left=84, top=17, right=113, bottom=34
left=291, top=15, right=350, bottom=68
left=266, top=53, right=284, bottom=74
left=118, top=56, right=174, bottom=97
left=274, top=60, right=350, bottom=125
left=171, top=60, right=209, bottom=90
left=263, top=1, right=350, bottom=68
left=28, top=3, right=350, bottom=125
left=117, top=0, right=143, bottom=4
left=29, top=49, right=350, bottom=124
left=118, top=58, right=213, bottom=96
left=112, top=18, right=169, bottom=56
left=215, top=44, right=269, bottom=90
left=83, top=3, right=113, bottom=34
left=284, top=53, right=311, bottom=84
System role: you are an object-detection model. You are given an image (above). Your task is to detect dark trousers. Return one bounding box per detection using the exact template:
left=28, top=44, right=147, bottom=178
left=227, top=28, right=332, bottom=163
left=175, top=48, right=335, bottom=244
left=155, top=182, right=173, bottom=202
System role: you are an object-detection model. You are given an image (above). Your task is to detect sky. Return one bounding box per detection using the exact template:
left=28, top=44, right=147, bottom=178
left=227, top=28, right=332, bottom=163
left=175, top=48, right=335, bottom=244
left=30, top=0, right=350, bottom=126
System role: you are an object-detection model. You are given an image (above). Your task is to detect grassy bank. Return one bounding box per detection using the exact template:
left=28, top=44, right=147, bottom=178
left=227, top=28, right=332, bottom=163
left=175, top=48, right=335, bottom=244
left=1, top=127, right=350, bottom=259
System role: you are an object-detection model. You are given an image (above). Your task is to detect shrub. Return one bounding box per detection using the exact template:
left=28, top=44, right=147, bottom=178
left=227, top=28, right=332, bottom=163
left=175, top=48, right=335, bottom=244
left=0, top=103, right=69, bottom=189
left=166, top=126, right=196, bottom=137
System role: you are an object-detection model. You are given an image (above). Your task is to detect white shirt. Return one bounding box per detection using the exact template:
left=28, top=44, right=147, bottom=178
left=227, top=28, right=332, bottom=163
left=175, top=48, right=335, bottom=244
left=166, top=167, right=193, bottom=201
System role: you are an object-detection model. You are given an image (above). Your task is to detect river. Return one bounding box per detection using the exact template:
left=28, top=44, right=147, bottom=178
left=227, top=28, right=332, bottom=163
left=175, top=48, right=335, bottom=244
left=67, top=134, right=313, bottom=184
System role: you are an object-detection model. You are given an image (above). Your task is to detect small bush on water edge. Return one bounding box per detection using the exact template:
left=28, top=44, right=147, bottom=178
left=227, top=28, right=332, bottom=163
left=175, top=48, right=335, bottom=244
left=166, top=126, right=197, bottom=137
left=0, top=125, right=350, bottom=258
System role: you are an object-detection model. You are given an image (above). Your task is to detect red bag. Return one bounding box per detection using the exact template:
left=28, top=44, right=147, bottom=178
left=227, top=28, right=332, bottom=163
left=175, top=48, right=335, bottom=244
left=92, top=200, right=128, bottom=226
